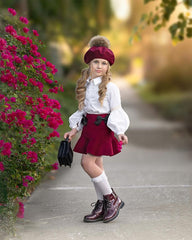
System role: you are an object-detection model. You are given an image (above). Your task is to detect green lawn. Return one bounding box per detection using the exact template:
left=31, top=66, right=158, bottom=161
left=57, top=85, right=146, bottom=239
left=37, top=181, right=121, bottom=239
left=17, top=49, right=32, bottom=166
left=137, top=85, right=192, bottom=133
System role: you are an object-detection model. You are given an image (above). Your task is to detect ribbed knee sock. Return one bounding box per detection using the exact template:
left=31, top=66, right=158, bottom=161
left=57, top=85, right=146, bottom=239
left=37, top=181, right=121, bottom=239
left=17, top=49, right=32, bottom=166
left=91, top=171, right=112, bottom=200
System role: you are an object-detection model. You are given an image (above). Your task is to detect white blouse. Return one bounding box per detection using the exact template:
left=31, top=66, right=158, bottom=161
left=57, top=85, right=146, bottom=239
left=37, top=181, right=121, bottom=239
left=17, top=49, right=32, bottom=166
left=69, top=76, right=130, bottom=135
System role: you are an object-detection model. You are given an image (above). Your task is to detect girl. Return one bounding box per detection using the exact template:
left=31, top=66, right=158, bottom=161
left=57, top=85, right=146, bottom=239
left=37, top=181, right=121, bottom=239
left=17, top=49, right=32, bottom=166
left=64, top=35, right=130, bottom=223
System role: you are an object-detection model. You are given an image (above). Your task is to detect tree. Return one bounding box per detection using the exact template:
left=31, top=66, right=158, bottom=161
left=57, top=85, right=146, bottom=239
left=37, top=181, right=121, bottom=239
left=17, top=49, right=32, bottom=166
left=0, top=0, right=112, bottom=76
left=130, top=0, right=192, bottom=43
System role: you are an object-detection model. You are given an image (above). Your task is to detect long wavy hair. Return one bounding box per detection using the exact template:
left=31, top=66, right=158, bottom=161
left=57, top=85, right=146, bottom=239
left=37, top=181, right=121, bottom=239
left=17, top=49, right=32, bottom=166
left=76, top=63, right=111, bottom=110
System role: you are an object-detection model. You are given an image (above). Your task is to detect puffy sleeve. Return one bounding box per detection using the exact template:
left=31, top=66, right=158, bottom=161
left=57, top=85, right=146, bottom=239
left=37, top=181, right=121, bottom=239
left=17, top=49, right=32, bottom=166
left=107, top=83, right=130, bottom=135
left=69, top=109, right=85, bottom=131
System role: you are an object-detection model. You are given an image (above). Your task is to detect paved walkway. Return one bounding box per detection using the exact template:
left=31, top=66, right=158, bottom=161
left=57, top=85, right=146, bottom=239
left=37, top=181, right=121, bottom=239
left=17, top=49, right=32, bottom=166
left=7, top=78, right=192, bottom=240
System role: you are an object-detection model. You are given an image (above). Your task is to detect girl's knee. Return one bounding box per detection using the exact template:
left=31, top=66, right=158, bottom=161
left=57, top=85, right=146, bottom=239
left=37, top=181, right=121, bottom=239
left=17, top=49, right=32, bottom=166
left=81, top=154, right=95, bottom=172
left=81, top=156, right=89, bottom=171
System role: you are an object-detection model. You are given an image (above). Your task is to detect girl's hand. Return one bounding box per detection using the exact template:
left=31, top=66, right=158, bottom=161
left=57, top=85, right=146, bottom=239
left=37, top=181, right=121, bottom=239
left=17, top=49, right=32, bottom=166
left=118, top=134, right=128, bottom=145
left=64, top=128, right=78, bottom=141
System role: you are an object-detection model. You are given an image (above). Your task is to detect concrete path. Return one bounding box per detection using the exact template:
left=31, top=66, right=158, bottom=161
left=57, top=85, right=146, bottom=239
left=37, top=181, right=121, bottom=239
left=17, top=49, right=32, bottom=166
left=7, top=78, right=192, bottom=240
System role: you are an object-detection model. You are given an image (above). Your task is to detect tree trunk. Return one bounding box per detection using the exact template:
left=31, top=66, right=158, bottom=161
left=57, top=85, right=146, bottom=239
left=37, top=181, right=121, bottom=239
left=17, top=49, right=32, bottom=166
left=17, top=0, right=28, bottom=17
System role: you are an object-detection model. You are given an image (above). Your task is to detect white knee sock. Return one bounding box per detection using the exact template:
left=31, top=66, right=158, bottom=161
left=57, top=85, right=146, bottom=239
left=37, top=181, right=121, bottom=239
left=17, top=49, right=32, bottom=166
left=91, top=171, right=112, bottom=200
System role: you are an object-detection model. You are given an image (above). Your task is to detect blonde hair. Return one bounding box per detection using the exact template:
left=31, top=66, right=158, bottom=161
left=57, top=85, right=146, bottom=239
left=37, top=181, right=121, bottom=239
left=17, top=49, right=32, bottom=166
left=76, top=64, right=111, bottom=110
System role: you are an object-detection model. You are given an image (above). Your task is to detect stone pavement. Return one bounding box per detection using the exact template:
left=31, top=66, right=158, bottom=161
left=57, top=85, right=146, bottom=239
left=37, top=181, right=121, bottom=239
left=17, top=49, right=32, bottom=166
left=7, top=78, right=192, bottom=240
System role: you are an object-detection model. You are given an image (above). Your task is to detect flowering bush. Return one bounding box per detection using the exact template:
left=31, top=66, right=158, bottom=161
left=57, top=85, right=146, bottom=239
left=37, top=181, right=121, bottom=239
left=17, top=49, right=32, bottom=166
left=0, top=8, right=63, bottom=228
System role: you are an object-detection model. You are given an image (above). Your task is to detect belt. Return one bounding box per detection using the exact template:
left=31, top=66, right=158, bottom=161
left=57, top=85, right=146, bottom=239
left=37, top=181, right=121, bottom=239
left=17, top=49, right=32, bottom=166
left=81, top=114, right=109, bottom=126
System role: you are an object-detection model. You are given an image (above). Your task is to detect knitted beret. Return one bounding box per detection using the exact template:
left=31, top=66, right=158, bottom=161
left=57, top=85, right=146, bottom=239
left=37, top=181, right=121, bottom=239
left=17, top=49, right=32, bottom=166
left=84, top=36, right=115, bottom=66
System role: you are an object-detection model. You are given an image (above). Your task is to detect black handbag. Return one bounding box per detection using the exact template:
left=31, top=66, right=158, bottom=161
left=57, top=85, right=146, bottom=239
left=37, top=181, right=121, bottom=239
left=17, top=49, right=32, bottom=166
left=57, top=137, right=73, bottom=167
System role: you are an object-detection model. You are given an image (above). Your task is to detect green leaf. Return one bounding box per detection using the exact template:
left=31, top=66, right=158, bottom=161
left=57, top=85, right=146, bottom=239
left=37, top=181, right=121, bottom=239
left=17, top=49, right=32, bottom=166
left=178, top=13, right=185, bottom=20
left=144, top=0, right=155, bottom=3
left=152, top=14, right=160, bottom=24
left=183, top=0, right=192, bottom=8
left=169, top=23, right=179, bottom=38
left=188, top=19, right=192, bottom=25
left=140, top=13, right=148, bottom=22
left=187, top=27, right=192, bottom=37
left=154, top=24, right=162, bottom=31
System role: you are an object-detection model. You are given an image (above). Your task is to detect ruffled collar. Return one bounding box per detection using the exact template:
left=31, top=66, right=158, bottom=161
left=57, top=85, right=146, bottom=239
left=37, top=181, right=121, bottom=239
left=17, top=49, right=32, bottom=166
left=86, top=76, right=102, bottom=86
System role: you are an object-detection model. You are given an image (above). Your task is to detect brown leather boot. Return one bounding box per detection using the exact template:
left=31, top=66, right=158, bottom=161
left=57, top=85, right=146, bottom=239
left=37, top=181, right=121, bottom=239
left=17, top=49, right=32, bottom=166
left=84, top=200, right=104, bottom=222
left=103, top=191, right=124, bottom=223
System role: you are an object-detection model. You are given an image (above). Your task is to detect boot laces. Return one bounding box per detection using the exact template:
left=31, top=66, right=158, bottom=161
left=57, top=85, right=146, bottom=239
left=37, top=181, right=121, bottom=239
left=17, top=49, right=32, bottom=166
left=104, top=199, right=112, bottom=209
left=91, top=200, right=103, bottom=209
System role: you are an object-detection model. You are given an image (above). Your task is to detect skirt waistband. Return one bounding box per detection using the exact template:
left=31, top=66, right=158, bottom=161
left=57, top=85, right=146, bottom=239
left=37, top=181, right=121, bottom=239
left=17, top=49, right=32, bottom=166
left=86, top=113, right=109, bottom=119
left=82, top=113, right=109, bottom=126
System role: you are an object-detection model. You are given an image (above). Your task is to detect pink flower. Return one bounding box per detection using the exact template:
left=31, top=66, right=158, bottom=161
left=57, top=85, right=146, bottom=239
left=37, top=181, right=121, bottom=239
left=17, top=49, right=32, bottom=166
left=23, top=27, right=29, bottom=33
left=17, top=202, right=24, bottom=218
left=48, top=130, right=60, bottom=138
left=22, top=175, right=34, bottom=187
left=1, top=70, right=17, bottom=88
left=5, top=25, right=17, bottom=37
left=6, top=112, right=16, bottom=124
left=27, top=151, right=38, bottom=163
left=52, top=162, right=59, bottom=170
left=1, top=142, right=12, bottom=157
left=29, top=78, right=37, bottom=87
left=16, top=36, right=27, bottom=45
left=0, top=94, right=5, bottom=101
left=0, top=38, right=7, bottom=50
left=47, top=117, right=59, bottom=129
left=16, top=72, right=28, bottom=85
left=15, top=109, right=26, bottom=120
left=19, top=16, right=29, bottom=25
left=26, top=37, right=33, bottom=44
left=23, top=55, right=34, bottom=64
left=49, top=86, right=58, bottom=94
left=32, top=30, right=39, bottom=36
left=0, top=162, right=5, bottom=172
left=21, top=138, right=28, bottom=144
left=29, top=125, right=36, bottom=133
left=26, top=96, right=34, bottom=105
left=51, top=68, right=58, bottom=75
left=20, top=119, right=34, bottom=129
left=45, top=78, right=53, bottom=84
left=43, top=94, right=48, bottom=100
left=46, top=61, right=55, bottom=69
left=0, top=140, right=4, bottom=148
left=10, top=97, right=16, bottom=103
left=29, top=138, right=36, bottom=145
left=7, top=45, right=17, bottom=55
left=59, top=86, right=64, bottom=92
left=22, top=180, right=28, bottom=187
left=51, top=99, right=61, bottom=109
left=36, top=81, right=44, bottom=92
left=30, top=44, right=38, bottom=51
left=5, top=103, right=11, bottom=110
left=14, top=56, right=22, bottom=64
left=31, top=50, right=41, bottom=57
left=25, top=175, right=34, bottom=181
left=8, top=8, right=17, bottom=16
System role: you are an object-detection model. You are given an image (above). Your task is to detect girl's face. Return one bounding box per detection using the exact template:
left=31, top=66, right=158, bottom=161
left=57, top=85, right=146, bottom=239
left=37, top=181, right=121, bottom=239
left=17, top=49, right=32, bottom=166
left=90, top=58, right=109, bottom=79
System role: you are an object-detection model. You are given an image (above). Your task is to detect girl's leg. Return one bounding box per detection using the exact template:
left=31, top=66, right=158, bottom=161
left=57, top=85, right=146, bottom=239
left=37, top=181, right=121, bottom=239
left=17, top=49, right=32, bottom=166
left=81, top=154, right=124, bottom=223
left=81, top=154, right=112, bottom=197
left=95, top=156, right=104, bottom=172
left=82, top=154, right=111, bottom=222
left=81, top=154, right=103, bottom=178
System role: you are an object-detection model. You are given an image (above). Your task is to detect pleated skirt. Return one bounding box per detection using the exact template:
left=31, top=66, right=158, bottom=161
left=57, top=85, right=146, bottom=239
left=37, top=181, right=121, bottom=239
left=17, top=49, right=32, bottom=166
left=73, top=113, right=122, bottom=156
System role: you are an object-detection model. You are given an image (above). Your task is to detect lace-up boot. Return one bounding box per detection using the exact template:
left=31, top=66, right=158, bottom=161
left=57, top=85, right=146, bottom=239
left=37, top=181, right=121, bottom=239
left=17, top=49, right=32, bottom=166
left=84, top=200, right=104, bottom=222
left=103, top=191, right=124, bottom=223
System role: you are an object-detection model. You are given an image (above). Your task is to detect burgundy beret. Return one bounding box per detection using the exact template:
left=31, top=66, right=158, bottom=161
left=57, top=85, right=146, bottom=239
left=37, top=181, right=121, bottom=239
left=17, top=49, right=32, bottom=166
left=84, top=46, right=115, bottom=66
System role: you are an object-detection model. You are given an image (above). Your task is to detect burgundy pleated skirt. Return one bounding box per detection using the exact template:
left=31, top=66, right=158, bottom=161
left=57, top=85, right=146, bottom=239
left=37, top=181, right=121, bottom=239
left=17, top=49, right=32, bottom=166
left=73, top=113, right=122, bottom=156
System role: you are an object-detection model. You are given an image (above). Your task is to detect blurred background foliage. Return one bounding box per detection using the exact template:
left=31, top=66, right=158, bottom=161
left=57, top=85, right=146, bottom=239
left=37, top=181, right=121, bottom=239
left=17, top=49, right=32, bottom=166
left=0, top=0, right=192, bottom=134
